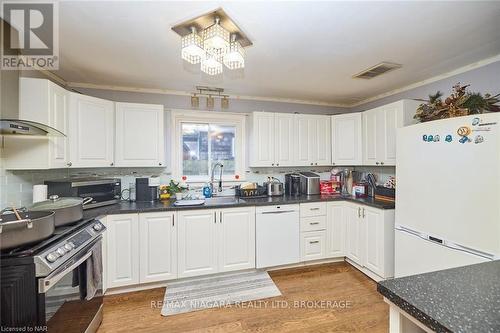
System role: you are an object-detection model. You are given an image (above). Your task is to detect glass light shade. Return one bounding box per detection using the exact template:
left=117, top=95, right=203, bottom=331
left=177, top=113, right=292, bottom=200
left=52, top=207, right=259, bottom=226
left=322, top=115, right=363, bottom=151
left=191, top=94, right=199, bottom=108
left=223, top=40, right=245, bottom=69
left=221, top=96, right=229, bottom=109
left=201, top=52, right=223, bottom=76
left=181, top=30, right=204, bottom=64
left=202, top=22, right=229, bottom=55
left=206, top=95, right=215, bottom=109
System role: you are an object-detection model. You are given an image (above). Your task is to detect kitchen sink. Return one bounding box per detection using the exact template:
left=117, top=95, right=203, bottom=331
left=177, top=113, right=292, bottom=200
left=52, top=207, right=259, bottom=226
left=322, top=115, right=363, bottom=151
left=205, top=196, right=244, bottom=205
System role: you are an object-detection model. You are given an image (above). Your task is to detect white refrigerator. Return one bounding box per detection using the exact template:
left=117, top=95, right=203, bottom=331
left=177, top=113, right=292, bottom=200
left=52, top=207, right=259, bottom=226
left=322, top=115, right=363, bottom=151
left=395, top=113, right=500, bottom=277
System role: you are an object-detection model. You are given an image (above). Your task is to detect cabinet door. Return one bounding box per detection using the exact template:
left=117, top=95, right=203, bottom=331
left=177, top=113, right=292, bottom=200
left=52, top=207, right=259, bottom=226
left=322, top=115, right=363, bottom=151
left=177, top=210, right=218, bottom=278
left=115, top=103, right=165, bottom=167
left=218, top=207, right=255, bottom=272
left=326, top=202, right=345, bottom=257
left=48, top=83, right=69, bottom=168
left=250, top=112, right=275, bottom=167
left=380, top=104, right=403, bottom=166
left=344, top=204, right=364, bottom=266
left=295, top=115, right=313, bottom=166
left=363, top=207, right=385, bottom=277
left=139, top=212, right=177, bottom=283
left=69, top=93, right=114, bottom=167
left=332, top=113, right=362, bottom=166
left=274, top=113, right=296, bottom=167
left=314, top=116, right=331, bottom=166
left=362, top=109, right=380, bottom=166
left=300, top=231, right=326, bottom=261
left=106, top=214, right=139, bottom=288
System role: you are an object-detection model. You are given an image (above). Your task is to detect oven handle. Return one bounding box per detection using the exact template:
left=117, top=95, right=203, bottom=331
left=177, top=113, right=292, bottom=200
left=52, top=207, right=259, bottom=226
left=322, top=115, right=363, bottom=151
left=38, top=251, right=93, bottom=293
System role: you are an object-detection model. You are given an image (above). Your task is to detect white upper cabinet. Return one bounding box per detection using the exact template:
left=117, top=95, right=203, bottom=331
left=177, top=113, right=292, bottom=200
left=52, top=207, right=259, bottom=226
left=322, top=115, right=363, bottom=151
left=295, top=114, right=331, bottom=167
left=69, top=92, right=115, bottom=167
left=362, top=100, right=420, bottom=166
left=312, top=115, right=332, bottom=166
left=4, top=78, right=70, bottom=169
left=331, top=113, right=362, bottom=166
left=274, top=113, right=297, bottom=167
left=250, top=112, right=275, bottom=167
left=115, top=102, right=165, bottom=167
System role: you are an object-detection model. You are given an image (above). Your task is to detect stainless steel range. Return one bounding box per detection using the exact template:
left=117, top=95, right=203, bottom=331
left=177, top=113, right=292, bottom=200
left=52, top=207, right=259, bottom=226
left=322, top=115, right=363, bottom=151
left=0, top=218, right=106, bottom=332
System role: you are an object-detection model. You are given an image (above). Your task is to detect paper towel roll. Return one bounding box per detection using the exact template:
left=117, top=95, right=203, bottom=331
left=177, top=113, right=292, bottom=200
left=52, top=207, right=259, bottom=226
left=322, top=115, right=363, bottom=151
left=33, top=185, right=48, bottom=203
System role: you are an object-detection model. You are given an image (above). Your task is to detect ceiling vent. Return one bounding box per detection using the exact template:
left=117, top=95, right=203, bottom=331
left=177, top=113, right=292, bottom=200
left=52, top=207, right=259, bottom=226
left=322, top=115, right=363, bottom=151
left=353, top=62, right=402, bottom=79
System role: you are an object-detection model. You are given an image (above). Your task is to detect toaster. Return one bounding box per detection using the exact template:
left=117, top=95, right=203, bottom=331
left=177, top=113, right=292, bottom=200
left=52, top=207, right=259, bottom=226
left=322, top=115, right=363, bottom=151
left=298, top=172, right=320, bottom=195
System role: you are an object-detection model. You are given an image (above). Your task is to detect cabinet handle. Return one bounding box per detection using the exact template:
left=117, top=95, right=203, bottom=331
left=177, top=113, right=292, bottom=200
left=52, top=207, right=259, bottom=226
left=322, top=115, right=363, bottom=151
left=276, top=163, right=279, bottom=166
left=159, top=162, right=162, bottom=166
left=66, top=162, right=72, bottom=167
left=110, top=162, right=114, bottom=166
left=309, top=240, right=319, bottom=244
left=172, top=215, right=175, bottom=227
left=310, top=163, right=313, bottom=166
left=315, top=163, right=318, bottom=166
left=214, top=212, right=217, bottom=223
left=220, top=211, right=222, bottom=223
left=362, top=208, right=366, bottom=218
left=358, top=207, right=361, bottom=218
left=380, top=162, right=384, bottom=165
left=310, top=207, right=320, bottom=211
left=271, top=163, right=274, bottom=166
left=376, top=162, right=380, bottom=165
left=309, top=222, right=319, bottom=225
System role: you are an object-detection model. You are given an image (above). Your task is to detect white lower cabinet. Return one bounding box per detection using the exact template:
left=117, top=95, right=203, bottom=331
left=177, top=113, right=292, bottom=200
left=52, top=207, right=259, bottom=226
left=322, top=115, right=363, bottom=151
left=326, top=202, right=345, bottom=257
left=344, top=203, right=395, bottom=279
left=106, top=214, right=140, bottom=289
left=178, top=207, right=256, bottom=278
left=300, top=231, right=326, bottom=261
left=219, top=207, right=256, bottom=272
left=139, top=212, right=177, bottom=283
left=177, top=209, right=218, bottom=278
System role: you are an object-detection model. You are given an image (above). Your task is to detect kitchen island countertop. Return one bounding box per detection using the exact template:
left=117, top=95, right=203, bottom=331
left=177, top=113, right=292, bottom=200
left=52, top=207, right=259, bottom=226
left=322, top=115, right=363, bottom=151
left=377, top=260, right=500, bottom=333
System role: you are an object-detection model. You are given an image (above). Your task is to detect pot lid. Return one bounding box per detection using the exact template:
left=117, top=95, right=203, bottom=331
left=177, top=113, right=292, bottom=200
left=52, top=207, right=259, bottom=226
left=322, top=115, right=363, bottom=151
left=31, top=195, right=83, bottom=210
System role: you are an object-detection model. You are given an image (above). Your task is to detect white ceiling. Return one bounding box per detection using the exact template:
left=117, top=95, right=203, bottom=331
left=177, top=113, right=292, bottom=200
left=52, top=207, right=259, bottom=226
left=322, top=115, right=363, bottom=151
left=57, top=1, right=500, bottom=106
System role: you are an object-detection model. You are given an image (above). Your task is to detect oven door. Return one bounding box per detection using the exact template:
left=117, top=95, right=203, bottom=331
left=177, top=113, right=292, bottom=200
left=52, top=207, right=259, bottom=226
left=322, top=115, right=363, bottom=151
left=38, top=238, right=103, bottom=333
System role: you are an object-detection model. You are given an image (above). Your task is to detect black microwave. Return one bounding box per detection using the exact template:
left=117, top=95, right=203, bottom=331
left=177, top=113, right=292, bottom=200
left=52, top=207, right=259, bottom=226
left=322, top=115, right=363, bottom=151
left=45, top=178, right=121, bottom=209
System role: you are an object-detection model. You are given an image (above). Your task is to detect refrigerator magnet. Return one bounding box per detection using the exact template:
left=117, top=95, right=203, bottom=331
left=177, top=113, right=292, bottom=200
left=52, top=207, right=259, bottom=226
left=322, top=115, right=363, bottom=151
left=445, top=135, right=453, bottom=142
left=433, top=135, right=440, bottom=142
left=474, top=135, right=484, bottom=144
left=457, top=126, right=471, bottom=137
left=472, top=117, right=480, bottom=126
left=459, top=136, right=471, bottom=144
left=422, top=134, right=428, bottom=141
left=428, top=135, right=434, bottom=142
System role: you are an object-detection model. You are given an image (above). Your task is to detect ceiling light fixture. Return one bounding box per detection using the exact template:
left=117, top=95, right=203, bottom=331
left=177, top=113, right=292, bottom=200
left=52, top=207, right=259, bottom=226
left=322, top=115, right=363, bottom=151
left=181, top=27, right=204, bottom=64
left=172, top=9, right=251, bottom=76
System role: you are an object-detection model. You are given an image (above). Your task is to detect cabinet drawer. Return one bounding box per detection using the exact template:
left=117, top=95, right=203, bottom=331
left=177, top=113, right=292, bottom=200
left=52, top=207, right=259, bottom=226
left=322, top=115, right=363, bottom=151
left=300, top=216, right=326, bottom=232
left=300, top=231, right=326, bottom=261
left=300, top=202, right=327, bottom=217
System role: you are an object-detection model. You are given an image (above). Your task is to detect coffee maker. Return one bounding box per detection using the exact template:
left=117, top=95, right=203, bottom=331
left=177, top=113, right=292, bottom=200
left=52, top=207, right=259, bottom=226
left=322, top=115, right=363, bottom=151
left=284, top=173, right=301, bottom=196
left=135, top=177, right=159, bottom=202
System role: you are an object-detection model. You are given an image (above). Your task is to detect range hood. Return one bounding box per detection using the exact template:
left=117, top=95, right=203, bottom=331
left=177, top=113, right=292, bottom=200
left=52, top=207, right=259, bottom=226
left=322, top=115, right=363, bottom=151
left=0, top=119, right=66, bottom=137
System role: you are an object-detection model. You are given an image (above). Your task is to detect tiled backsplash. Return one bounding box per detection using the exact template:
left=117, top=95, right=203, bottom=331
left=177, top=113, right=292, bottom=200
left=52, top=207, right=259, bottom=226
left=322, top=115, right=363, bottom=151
left=0, top=164, right=395, bottom=208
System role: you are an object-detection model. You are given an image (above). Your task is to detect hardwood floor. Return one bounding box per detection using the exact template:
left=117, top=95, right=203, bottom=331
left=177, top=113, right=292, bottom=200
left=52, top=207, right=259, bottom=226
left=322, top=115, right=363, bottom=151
left=98, top=262, right=389, bottom=333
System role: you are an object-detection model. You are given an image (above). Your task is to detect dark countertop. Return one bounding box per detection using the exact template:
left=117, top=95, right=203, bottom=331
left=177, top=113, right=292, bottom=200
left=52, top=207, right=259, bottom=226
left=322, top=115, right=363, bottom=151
left=83, top=194, right=394, bottom=220
left=377, top=261, right=500, bottom=333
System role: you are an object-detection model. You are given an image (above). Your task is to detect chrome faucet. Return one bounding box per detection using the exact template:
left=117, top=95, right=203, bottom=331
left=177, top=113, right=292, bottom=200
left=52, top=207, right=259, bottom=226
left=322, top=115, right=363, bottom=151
left=210, top=162, right=224, bottom=194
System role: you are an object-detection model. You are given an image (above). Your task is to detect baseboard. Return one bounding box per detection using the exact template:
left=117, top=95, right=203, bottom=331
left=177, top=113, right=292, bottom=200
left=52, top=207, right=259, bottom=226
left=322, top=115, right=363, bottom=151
left=344, top=258, right=385, bottom=282
left=105, top=257, right=368, bottom=296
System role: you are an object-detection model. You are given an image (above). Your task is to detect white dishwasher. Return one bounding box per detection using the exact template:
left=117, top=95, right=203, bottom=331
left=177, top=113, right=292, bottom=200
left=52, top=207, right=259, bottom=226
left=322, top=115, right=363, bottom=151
left=256, top=204, right=300, bottom=268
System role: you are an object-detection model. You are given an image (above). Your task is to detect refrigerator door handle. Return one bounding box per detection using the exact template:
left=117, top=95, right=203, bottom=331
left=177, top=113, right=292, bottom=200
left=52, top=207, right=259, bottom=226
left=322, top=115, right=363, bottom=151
left=395, top=225, right=427, bottom=239
left=445, top=241, right=496, bottom=260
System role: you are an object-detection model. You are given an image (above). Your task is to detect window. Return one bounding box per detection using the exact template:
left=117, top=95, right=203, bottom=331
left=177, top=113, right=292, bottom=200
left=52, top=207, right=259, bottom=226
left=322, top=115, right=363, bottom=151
left=173, top=111, right=245, bottom=182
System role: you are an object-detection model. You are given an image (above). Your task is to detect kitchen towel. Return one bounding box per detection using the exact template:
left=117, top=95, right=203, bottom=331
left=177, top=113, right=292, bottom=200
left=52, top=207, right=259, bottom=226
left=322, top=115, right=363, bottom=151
left=161, top=270, right=281, bottom=316
left=85, top=242, right=102, bottom=300
left=33, top=185, right=48, bottom=203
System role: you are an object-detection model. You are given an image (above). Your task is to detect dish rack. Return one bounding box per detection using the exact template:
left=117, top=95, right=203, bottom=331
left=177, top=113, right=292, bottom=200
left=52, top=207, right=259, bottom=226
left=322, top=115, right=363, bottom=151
left=235, top=184, right=267, bottom=198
